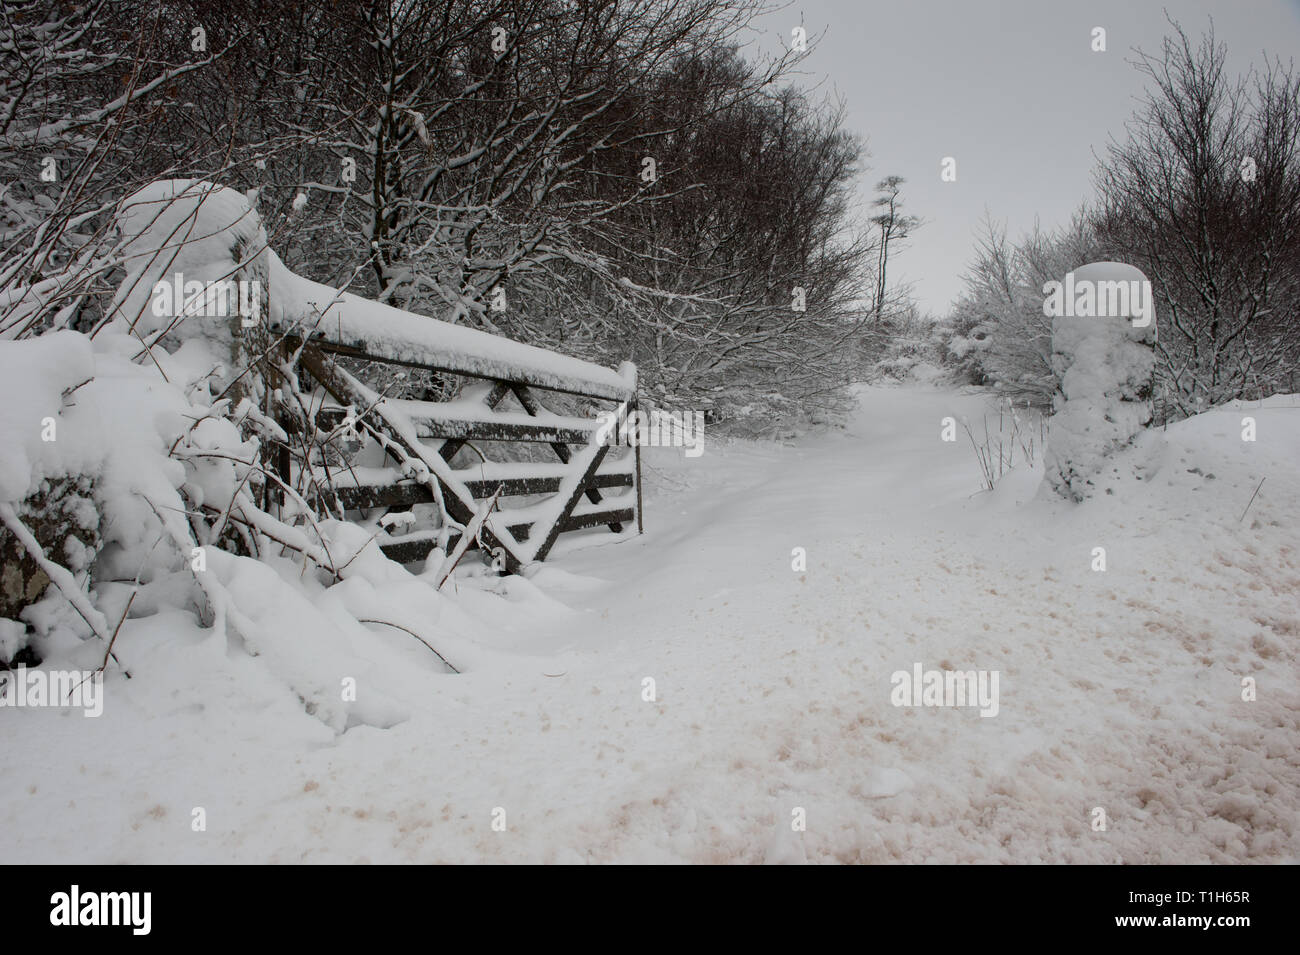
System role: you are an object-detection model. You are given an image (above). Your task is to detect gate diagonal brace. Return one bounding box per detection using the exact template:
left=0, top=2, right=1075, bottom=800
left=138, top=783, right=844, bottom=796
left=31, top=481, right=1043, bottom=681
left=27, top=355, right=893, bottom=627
left=299, top=345, right=527, bottom=574
left=512, top=384, right=622, bottom=533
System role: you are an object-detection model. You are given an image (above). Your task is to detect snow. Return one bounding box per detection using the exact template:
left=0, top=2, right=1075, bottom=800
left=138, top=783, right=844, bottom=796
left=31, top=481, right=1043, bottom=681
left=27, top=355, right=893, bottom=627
left=269, top=254, right=635, bottom=401
left=390, top=395, right=600, bottom=435
left=0, top=328, right=200, bottom=578
left=0, top=331, right=95, bottom=501
left=4, top=383, right=1296, bottom=863
left=455, top=459, right=635, bottom=481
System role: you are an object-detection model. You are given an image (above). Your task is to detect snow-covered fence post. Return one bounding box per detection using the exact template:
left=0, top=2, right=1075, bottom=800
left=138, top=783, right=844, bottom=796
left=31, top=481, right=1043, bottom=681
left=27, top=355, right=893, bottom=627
left=111, top=180, right=286, bottom=512
left=1041, top=262, right=1157, bottom=501
left=111, top=180, right=271, bottom=408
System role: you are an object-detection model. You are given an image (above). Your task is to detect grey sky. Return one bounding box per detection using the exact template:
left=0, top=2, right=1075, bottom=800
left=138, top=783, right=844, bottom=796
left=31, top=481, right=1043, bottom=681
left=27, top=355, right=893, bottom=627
left=749, top=0, right=1300, bottom=316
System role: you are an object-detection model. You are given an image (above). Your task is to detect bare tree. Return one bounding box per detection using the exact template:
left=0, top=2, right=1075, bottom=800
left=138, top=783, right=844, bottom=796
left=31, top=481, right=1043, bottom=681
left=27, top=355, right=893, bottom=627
left=0, top=0, right=248, bottom=339
left=869, top=175, right=919, bottom=324
left=578, top=65, right=877, bottom=425
left=1094, top=18, right=1300, bottom=413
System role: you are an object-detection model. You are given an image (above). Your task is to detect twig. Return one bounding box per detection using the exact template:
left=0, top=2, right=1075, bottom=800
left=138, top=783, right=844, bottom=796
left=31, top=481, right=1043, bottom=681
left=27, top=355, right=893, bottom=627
left=356, top=618, right=459, bottom=673
left=333, top=530, right=382, bottom=574
left=1239, top=477, right=1265, bottom=523
left=97, top=591, right=136, bottom=675
left=71, top=590, right=139, bottom=697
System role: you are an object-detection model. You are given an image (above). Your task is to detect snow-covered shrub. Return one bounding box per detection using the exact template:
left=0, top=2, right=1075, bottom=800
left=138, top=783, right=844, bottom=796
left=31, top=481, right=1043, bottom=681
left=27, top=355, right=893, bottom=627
left=942, top=215, right=1107, bottom=408
left=0, top=333, right=97, bottom=657
left=0, top=183, right=306, bottom=656
left=871, top=306, right=950, bottom=383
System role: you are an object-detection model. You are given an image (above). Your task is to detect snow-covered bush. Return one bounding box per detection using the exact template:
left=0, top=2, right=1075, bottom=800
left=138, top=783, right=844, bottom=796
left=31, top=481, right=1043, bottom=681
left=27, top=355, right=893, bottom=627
left=941, top=215, right=1107, bottom=408
left=871, top=306, right=950, bottom=383
left=1, top=185, right=287, bottom=657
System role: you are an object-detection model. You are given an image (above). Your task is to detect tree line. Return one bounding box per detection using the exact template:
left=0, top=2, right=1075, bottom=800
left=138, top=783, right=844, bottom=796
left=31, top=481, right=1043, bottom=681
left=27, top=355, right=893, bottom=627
left=2, top=0, right=902, bottom=429
left=941, top=20, right=1300, bottom=419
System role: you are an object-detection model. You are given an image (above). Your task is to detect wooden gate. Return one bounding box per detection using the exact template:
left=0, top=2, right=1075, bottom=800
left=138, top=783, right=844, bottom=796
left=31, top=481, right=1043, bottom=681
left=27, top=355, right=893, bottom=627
left=269, top=276, right=641, bottom=575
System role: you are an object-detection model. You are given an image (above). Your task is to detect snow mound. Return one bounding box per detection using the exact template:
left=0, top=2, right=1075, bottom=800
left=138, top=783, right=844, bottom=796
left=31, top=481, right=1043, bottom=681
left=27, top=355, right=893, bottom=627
left=0, top=331, right=95, bottom=501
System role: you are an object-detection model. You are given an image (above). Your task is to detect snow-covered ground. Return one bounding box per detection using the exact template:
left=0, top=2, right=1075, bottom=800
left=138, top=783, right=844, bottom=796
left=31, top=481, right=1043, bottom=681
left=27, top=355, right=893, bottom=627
left=3, top=384, right=1297, bottom=863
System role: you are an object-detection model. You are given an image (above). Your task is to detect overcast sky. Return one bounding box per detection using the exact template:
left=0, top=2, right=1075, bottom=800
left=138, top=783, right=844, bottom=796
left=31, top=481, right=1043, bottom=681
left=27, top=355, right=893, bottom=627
left=748, top=0, right=1300, bottom=316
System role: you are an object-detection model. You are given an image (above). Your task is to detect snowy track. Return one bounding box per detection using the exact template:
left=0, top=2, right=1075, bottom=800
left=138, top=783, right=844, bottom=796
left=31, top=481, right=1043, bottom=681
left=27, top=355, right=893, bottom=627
left=4, top=386, right=1298, bottom=863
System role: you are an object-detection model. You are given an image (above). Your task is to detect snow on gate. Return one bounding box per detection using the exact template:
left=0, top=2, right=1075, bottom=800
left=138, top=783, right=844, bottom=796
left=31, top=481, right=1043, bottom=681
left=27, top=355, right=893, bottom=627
left=266, top=258, right=642, bottom=576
